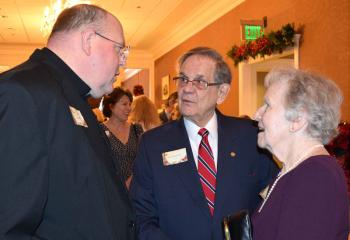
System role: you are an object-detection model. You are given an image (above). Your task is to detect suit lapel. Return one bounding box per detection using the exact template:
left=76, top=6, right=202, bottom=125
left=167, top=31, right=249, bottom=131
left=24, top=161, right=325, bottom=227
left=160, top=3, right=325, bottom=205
left=170, top=119, right=212, bottom=218
left=213, top=113, right=238, bottom=220
left=63, top=82, right=125, bottom=186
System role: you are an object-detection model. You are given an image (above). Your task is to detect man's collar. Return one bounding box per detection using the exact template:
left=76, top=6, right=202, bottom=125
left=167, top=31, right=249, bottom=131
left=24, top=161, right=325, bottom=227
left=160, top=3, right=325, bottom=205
left=31, top=48, right=91, bottom=98
left=183, top=112, right=218, bottom=139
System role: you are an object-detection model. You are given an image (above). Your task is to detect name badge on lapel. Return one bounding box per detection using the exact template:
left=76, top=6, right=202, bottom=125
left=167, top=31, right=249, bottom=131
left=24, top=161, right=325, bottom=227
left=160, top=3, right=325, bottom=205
left=162, top=148, right=188, bottom=166
left=69, top=106, right=88, bottom=128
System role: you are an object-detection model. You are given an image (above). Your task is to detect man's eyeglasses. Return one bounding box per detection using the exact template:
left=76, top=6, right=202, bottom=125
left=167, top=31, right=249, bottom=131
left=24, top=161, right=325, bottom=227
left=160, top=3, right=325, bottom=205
left=94, top=32, right=130, bottom=66
left=173, top=76, right=222, bottom=90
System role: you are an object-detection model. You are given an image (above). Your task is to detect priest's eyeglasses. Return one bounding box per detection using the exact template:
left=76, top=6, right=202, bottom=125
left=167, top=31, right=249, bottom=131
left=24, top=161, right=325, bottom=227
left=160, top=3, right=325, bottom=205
left=94, top=32, right=130, bottom=66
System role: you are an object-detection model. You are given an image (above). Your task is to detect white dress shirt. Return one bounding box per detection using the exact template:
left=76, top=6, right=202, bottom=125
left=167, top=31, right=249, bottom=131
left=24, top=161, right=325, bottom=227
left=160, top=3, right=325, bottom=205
left=183, top=113, right=218, bottom=169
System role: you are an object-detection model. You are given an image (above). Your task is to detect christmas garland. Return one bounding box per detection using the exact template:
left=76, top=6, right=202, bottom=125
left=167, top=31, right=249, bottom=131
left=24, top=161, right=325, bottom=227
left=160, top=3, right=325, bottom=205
left=227, top=23, right=297, bottom=66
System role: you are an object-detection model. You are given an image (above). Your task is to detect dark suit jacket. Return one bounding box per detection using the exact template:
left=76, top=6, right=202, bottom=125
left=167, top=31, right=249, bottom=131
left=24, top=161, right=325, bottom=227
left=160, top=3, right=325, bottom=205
left=130, top=112, right=278, bottom=240
left=0, top=48, right=135, bottom=239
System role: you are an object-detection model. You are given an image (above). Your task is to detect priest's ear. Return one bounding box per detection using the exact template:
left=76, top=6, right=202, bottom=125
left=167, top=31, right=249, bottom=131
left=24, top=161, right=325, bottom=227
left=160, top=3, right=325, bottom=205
left=81, top=29, right=95, bottom=56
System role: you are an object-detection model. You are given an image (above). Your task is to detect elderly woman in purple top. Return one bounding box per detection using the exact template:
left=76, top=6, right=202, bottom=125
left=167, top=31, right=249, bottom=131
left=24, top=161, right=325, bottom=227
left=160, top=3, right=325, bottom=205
left=252, top=67, right=349, bottom=240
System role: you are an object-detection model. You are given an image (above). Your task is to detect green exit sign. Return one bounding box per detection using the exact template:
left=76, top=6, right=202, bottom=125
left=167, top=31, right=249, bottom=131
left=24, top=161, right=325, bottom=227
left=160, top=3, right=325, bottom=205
left=240, top=18, right=267, bottom=40
left=244, top=25, right=264, bottom=40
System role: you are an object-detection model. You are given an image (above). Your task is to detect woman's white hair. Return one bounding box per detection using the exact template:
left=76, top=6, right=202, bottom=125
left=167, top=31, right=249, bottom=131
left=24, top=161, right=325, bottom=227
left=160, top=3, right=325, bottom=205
left=265, top=67, right=343, bottom=144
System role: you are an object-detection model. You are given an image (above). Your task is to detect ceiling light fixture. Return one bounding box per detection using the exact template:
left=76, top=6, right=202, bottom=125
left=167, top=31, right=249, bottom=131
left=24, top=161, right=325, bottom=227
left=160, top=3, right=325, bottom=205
left=40, top=0, right=91, bottom=37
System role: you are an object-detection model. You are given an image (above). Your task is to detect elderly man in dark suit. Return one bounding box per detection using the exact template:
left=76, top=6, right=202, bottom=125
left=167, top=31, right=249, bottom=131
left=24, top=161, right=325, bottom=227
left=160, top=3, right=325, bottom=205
left=0, top=4, right=135, bottom=239
left=130, top=47, right=278, bottom=240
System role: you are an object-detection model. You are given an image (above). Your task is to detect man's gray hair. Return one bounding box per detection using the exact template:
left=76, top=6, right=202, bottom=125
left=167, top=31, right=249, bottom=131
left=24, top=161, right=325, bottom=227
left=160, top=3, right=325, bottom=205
left=178, top=47, right=232, bottom=84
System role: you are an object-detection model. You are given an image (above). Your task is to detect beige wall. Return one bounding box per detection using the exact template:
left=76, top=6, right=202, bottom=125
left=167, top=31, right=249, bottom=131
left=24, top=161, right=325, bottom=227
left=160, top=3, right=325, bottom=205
left=0, top=44, right=43, bottom=70
left=154, top=0, right=350, bottom=120
left=122, top=69, right=150, bottom=97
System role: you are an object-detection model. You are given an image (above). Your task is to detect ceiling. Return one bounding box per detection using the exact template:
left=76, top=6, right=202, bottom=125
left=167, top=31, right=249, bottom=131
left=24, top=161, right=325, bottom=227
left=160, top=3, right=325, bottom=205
left=0, top=0, right=244, bottom=59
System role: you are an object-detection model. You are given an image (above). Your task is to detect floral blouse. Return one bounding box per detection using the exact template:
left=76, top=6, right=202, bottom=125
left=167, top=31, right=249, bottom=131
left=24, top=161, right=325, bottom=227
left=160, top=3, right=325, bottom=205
left=101, top=123, right=143, bottom=181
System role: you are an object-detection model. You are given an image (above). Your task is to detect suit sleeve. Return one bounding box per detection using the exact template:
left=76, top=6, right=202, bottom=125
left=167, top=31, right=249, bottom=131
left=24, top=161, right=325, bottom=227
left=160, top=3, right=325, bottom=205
left=0, top=82, right=48, bottom=238
left=258, top=150, right=279, bottom=191
left=130, top=137, right=171, bottom=240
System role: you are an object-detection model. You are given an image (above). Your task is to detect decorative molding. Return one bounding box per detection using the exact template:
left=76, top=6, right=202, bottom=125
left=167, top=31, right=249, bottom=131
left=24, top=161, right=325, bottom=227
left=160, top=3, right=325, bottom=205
left=151, top=0, right=245, bottom=60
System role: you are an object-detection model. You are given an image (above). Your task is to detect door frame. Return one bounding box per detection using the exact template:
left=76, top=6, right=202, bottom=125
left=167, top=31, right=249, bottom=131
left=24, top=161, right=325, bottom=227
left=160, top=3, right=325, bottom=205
left=238, top=34, right=300, bottom=117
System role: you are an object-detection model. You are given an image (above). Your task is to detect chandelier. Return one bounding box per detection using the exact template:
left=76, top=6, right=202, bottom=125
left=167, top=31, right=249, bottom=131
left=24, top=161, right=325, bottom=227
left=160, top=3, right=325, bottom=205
left=40, top=0, right=91, bottom=36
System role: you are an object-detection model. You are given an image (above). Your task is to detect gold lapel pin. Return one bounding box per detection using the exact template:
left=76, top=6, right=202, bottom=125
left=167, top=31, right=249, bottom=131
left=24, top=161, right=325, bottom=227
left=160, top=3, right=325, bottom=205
left=230, top=152, right=236, bottom=157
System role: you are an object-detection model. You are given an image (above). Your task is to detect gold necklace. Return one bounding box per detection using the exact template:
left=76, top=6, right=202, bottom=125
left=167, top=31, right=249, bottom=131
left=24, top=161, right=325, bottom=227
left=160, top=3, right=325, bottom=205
left=258, top=144, right=323, bottom=213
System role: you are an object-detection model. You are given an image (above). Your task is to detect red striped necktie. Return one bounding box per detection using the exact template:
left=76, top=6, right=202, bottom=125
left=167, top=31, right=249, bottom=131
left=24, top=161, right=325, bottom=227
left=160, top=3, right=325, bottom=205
left=197, top=128, right=216, bottom=216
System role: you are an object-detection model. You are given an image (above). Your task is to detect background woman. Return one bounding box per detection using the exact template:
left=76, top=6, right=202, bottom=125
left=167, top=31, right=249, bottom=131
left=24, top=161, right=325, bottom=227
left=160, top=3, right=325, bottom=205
left=129, top=95, right=161, bottom=131
left=102, top=87, right=143, bottom=189
left=252, top=68, right=349, bottom=240
left=170, top=102, right=181, bottom=121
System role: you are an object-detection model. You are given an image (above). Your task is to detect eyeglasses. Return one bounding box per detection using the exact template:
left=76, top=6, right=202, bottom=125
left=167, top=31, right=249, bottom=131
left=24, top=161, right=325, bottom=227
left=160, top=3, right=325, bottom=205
left=94, top=32, right=130, bottom=66
left=173, top=75, right=222, bottom=90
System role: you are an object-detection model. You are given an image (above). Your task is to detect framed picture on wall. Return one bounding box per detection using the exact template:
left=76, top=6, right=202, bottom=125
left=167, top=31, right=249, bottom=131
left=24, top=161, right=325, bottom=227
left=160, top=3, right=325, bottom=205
left=162, top=75, right=170, bottom=100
